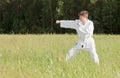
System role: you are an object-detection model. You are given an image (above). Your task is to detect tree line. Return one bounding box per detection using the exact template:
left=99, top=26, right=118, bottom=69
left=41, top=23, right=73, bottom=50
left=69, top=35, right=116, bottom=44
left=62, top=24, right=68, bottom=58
left=0, top=0, right=119, bottom=34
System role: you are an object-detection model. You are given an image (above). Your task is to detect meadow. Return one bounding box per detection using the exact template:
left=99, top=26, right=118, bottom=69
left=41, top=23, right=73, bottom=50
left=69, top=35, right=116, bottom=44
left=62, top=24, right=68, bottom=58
left=0, top=34, right=120, bottom=78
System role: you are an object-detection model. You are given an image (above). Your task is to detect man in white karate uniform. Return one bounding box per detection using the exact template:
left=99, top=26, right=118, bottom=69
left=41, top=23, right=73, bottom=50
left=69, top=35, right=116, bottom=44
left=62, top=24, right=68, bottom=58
left=56, top=11, right=99, bottom=64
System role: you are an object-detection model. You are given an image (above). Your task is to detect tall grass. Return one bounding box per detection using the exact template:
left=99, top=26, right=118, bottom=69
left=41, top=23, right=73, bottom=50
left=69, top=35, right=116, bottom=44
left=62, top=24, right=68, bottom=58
left=0, top=34, right=119, bottom=78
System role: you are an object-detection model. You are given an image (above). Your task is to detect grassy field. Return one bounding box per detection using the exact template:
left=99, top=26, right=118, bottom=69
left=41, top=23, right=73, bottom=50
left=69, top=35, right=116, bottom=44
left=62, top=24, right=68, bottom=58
left=0, top=34, right=120, bottom=78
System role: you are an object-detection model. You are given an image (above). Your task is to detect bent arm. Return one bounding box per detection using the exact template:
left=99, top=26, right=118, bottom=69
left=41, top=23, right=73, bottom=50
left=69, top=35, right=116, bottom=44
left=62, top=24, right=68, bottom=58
left=60, top=20, right=77, bottom=29
left=79, top=22, right=94, bottom=35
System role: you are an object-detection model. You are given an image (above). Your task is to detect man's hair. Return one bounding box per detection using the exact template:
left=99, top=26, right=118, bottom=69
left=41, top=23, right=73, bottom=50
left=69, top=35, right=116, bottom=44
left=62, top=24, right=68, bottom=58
left=78, top=10, right=89, bottom=18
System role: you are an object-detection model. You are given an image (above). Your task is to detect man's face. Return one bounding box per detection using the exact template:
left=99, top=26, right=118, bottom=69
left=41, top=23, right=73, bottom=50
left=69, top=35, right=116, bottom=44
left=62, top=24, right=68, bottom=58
left=79, top=15, right=84, bottom=22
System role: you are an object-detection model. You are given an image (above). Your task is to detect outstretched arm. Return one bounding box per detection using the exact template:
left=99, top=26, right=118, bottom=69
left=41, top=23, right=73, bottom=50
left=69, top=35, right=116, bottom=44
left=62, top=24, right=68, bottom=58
left=56, top=20, right=77, bottom=29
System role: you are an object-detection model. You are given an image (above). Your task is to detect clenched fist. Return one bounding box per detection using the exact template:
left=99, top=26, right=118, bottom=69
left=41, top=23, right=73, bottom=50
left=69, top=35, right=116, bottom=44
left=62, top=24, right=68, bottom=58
left=56, top=20, right=61, bottom=24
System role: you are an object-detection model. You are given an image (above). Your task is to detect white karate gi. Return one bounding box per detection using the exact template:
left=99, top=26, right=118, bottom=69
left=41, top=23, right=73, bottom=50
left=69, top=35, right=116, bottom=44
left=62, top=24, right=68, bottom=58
left=60, top=19, right=99, bottom=64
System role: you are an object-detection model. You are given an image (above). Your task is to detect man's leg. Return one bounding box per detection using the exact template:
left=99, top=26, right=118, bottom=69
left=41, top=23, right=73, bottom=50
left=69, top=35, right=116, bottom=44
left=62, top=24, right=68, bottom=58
left=66, top=45, right=80, bottom=61
left=86, top=38, right=99, bottom=64
left=89, top=47, right=99, bottom=65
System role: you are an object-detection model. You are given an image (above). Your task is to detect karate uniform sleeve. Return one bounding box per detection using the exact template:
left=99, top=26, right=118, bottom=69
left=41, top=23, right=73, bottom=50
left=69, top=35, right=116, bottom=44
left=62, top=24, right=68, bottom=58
left=79, top=22, right=94, bottom=35
left=60, top=20, right=77, bottom=29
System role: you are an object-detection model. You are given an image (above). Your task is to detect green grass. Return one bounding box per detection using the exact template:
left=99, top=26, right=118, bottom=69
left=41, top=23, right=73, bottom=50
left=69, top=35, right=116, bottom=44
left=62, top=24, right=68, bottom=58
left=0, top=34, right=120, bottom=78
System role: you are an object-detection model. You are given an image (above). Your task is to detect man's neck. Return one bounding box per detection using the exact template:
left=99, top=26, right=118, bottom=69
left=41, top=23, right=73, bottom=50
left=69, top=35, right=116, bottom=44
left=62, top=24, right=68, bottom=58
left=82, top=18, right=88, bottom=25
